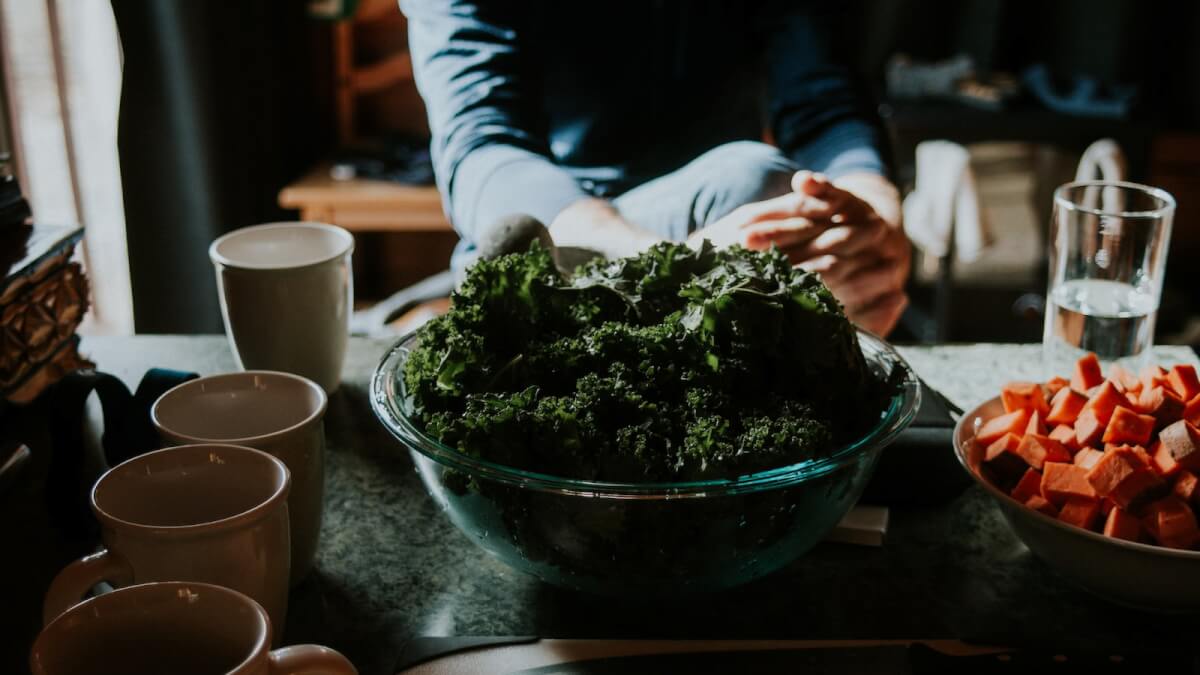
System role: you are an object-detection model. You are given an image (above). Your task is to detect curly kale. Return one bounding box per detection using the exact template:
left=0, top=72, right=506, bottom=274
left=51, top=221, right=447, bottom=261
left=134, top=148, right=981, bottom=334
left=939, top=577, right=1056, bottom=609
left=403, top=241, right=891, bottom=482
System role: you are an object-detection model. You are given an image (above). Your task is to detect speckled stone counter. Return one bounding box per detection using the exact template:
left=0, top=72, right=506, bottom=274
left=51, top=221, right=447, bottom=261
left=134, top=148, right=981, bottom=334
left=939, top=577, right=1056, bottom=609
left=67, top=338, right=1200, bottom=674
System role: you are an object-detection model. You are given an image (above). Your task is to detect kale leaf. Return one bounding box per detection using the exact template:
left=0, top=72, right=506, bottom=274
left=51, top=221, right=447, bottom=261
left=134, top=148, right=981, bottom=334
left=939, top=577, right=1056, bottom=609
left=403, top=241, right=890, bottom=482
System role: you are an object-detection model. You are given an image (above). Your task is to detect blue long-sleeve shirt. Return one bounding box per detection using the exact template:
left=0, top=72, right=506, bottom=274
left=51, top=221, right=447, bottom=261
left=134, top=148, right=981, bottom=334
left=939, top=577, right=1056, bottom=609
left=402, top=0, right=887, bottom=249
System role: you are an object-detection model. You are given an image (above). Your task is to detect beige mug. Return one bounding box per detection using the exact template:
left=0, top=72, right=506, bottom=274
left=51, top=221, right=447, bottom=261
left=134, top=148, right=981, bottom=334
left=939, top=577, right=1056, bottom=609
left=43, top=444, right=291, bottom=635
left=152, top=371, right=326, bottom=584
left=32, top=581, right=356, bottom=675
left=209, top=221, right=354, bottom=393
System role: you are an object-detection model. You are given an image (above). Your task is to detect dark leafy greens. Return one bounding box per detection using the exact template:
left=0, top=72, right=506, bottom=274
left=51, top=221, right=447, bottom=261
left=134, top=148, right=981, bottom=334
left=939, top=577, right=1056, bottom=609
left=403, top=241, right=892, bottom=482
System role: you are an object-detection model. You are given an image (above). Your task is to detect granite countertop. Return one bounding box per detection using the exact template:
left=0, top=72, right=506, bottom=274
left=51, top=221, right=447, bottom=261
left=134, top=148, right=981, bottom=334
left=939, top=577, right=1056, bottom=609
left=51, top=339, right=1200, bottom=672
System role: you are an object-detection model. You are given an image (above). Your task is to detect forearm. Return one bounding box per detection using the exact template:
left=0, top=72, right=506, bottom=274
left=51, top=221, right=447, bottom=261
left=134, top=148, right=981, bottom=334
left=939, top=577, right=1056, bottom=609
left=549, top=198, right=663, bottom=260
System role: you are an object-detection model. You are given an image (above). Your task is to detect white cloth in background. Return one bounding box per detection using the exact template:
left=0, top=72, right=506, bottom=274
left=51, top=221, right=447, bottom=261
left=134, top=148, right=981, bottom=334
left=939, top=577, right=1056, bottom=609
left=1075, top=138, right=1127, bottom=183
left=1074, top=139, right=1128, bottom=214
left=902, top=140, right=992, bottom=263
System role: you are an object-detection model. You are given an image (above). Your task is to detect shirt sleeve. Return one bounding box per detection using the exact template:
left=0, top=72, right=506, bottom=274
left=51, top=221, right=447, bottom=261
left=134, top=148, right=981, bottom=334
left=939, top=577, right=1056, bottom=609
left=765, top=4, right=888, bottom=179
left=401, top=0, right=588, bottom=242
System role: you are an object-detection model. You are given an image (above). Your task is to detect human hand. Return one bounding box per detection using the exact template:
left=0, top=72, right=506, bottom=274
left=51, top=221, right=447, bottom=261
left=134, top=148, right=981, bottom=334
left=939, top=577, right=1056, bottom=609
left=788, top=171, right=910, bottom=336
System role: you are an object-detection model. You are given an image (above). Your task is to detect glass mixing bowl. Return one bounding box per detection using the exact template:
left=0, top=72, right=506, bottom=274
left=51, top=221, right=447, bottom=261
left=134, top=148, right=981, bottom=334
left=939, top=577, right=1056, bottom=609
left=371, top=330, right=920, bottom=595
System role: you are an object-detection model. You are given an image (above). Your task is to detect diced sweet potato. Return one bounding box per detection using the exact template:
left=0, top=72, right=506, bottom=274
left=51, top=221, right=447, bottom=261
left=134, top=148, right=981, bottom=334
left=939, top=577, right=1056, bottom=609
left=1082, top=381, right=1131, bottom=425
left=1049, top=424, right=1080, bottom=453
left=1058, top=496, right=1102, bottom=530
left=1010, top=468, right=1044, bottom=503
left=1100, top=497, right=1117, bottom=516
left=977, top=409, right=1032, bottom=446
left=1103, top=507, right=1142, bottom=542
left=1074, top=448, right=1105, bottom=470
left=1159, top=420, right=1200, bottom=473
left=1130, top=445, right=1153, bottom=468
left=1047, top=388, right=1088, bottom=426
left=1002, top=381, right=1050, bottom=416
left=1185, top=394, right=1200, bottom=427
left=1109, top=364, right=1142, bottom=394
left=1167, top=365, right=1200, bottom=402
left=1025, top=410, right=1048, bottom=437
left=1042, top=461, right=1099, bottom=505
left=1075, top=409, right=1105, bottom=449
left=1140, top=364, right=1169, bottom=393
left=1143, top=496, right=1200, bottom=549
left=1102, top=406, right=1156, bottom=446
left=1109, top=469, right=1167, bottom=511
left=1046, top=376, right=1070, bottom=398
left=984, top=433, right=1027, bottom=481
left=1137, top=386, right=1186, bottom=431
left=1017, top=434, right=1071, bottom=471
left=1026, top=495, right=1059, bottom=517
left=1085, top=447, right=1141, bottom=496
left=1153, top=441, right=1183, bottom=478
left=1072, top=353, right=1105, bottom=392
left=1173, top=470, right=1199, bottom=504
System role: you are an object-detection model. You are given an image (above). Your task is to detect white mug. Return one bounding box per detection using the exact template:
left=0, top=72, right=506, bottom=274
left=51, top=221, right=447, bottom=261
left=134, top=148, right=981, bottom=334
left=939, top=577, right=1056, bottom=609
left=152, top=371, right=327, bottom=584
left=32, top=581, right=356, bottom=675
left=210, top=221, right=354, bottom=392
left=43, top=444, right=291, bottom=635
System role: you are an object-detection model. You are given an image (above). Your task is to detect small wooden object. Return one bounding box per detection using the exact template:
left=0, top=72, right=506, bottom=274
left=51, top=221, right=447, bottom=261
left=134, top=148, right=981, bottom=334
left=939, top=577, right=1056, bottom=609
left=1, top=222, right=93, bottom=404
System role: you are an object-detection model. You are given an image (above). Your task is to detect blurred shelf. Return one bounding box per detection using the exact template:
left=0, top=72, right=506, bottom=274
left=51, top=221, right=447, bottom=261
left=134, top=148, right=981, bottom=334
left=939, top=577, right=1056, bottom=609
left=278, top=163, right=449, bottom=232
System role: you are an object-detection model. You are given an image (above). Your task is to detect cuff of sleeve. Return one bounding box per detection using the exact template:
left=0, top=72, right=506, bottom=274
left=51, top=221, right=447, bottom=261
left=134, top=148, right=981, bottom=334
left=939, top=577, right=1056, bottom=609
left=450, top=144, right=588, bottom=240
left=792, top=119, right=887, bottom=179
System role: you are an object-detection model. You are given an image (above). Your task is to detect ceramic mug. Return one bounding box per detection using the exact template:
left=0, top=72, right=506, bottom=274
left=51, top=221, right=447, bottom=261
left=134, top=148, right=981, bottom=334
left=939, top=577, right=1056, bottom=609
left=209, top=221, right=354, bottom=393
left=31, top=581, right=356, bottom=675
left=42, top=444, right=291, bottom=634
left=152, top=371, right=326, bottom=584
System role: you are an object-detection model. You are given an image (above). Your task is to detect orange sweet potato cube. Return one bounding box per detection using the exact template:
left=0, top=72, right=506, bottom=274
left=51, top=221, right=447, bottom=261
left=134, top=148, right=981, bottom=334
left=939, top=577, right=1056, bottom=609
left=1173, top=470, right=1199, bottom=504
left=1025, top=410, right=1048, bottom=437
left=1144, top=496, right=1200, bottom=549
left=1085, top=447, right=1141, bottom=496
left=1041, top=461, right=1099, bottom=505
left=1153, top=441, right=1183, bottom=478
left=1049, top=425, right=1080, bottom=453
left=1109, top=364, right=1142, bottom=395
left=1109, top=469, right=1167, bottom=511
left=1047, top=388, right=1088, bottom=426
left=1026, top=495, right=1059, bottom=517
left=1102, top=406, right=1156, bottom=446
left=1103, top=506, right=1142, bottom=542
left=1074, top=448, right=1105, bottom=470
left=984, top=433, right=1027, bottom=481
left=1046, top=376, right=1070, bottom=398
left=1010, top=468, right=1044, bottom=503
left=1075, top=409, right=1105, bottom=449
left=977, top=409, right=1032, bottom=446
left=1140, top=364, right=1169, bottom=393
left=1138, top=386, right=1185, bottom=431
left=1185, top=394, right=1200, bottom=427
left=1017, top=434, right=1071, bottom=471
left=1058, top=496, right=1102, bottom=531
left=1082, top=381, right=1131, bottom=425
left=1168, top=364, right=1200, bottom=402
left=1002, top=381, right=1050, bottom=416
left=1160, top=420, right=1200, bottom=473
left=1072, top=353, right=1105, bottom=392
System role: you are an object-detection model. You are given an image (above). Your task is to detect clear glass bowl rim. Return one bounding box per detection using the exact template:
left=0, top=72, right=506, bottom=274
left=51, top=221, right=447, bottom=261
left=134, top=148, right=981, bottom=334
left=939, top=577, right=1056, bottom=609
left=370, top=329, right=921, bottom=498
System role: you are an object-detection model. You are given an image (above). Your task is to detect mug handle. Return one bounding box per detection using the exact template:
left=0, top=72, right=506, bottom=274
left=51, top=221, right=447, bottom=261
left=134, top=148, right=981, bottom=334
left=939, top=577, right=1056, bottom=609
left=42, top=548, right=134, bottom=626
left=268, top=645, right=357, bottom=675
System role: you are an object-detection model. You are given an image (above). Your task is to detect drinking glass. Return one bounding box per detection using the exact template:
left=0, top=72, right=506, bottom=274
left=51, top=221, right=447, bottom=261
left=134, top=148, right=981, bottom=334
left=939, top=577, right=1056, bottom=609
left=1044, top=180, right=1175, bottom=365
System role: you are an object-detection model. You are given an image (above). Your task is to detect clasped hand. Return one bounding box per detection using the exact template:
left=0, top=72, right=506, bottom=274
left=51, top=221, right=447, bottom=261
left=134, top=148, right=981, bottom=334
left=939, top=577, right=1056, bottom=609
left=688, top=171, right=910, bottom=336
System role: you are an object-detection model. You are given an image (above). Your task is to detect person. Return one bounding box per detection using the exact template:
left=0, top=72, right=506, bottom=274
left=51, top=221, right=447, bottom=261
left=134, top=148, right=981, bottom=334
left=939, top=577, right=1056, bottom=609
left=402, top=1, right=911, bottom=336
